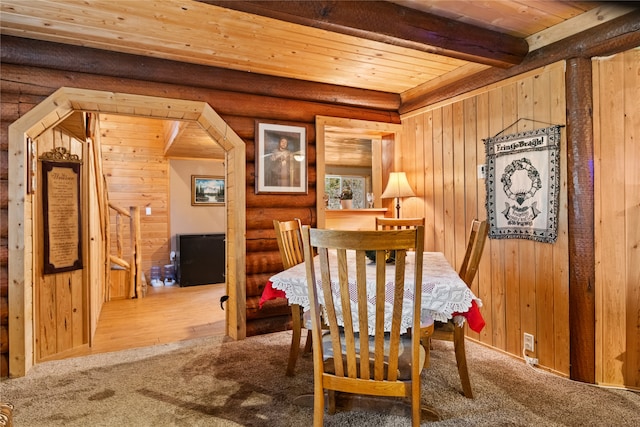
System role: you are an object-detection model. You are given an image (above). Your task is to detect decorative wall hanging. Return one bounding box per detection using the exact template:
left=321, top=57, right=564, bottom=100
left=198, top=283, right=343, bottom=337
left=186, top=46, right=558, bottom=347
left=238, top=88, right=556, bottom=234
left=484, top=124, right=562, bottom=244
left=40, top=147, right=83, bottom=274
left=255, top=121, right=307, bottom=194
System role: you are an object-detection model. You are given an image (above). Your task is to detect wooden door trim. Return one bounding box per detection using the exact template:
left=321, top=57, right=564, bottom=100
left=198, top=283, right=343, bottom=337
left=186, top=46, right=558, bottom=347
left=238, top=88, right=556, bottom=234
left=8, top=87, right=246, bottom=377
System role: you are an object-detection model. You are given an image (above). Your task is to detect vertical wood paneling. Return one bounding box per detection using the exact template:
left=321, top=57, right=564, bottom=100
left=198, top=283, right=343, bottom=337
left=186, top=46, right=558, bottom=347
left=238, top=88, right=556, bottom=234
left=401, top=63, right=570, bottom=375
left=622, top=49, right=640, bottom=390
left=34, top=128, right=87, bottom=360
left=432, top=109, right=445, bottom=252
left=463, top=97, right=483, bottom=341
left=500, top=84, right=520, bottom=354
left=99, top=114, right=170, bottom=281
left=475, top=92, right=494, bottom=346
left=452, top=102, right=466, bottom=273
left=594, top=48, right=640, bottom=389
left=549, top=65, right=570, bottom=375
left=516, top=77, right=538, bottom=358
left=442, top=105, right=455, bottom=263
left=533, top=68, right=556, bottom=368
left=414, top=114, right=426, bottom=220
left=423, top=111, right=436, bottom=251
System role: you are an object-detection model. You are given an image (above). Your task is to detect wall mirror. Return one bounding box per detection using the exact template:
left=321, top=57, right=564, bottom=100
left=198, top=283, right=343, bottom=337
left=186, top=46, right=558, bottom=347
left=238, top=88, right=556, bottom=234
left=315, top=116, right=402, bottom=228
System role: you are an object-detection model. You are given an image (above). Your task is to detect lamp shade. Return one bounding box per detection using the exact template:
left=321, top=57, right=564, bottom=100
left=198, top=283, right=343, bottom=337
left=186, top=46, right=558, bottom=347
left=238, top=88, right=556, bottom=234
left=381, top=172, right=416, bottom=199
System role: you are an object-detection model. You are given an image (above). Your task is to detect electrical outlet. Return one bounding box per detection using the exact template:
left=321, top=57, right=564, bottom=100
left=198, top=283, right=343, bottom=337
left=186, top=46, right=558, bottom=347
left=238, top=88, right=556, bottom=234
left=524, top=333, right=535, bottom=352
left=477, top=164, right=486, bottom=179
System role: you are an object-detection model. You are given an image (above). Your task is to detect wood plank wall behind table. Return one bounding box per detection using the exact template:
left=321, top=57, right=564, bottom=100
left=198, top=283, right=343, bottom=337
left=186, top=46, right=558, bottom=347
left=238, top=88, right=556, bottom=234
left=593, top=49, right=640, bottom=390
left=99, top=114, right=170, bottom=285
left=0, top=35, right=401, bottom=372
left=400, top=62, right=571, bottom=376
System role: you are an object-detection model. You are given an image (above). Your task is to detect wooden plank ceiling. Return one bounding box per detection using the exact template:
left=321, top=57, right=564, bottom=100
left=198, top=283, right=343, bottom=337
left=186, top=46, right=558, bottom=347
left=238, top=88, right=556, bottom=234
left=2, top=0, right=633, bottom=161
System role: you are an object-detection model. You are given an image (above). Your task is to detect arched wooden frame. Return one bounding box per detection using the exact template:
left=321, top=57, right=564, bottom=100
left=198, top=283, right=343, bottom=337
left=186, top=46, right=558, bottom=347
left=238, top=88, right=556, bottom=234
left=8, top=88, right=247, bottom=377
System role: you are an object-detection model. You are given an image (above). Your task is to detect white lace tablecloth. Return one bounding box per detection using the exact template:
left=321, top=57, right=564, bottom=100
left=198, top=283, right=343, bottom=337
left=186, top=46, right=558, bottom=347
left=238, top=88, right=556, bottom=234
left=268, top=251, right=482, bottom=334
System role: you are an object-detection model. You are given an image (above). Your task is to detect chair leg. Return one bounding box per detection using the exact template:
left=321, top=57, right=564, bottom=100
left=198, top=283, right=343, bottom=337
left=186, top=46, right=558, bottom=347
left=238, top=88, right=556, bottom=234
left=420, top=338, right=431, bottom=369
left=286, top=304, right=303, bottom=376
left=327, top=390, right=336, bottom=415
left=303, top=330, right=313, bottom=354
left=453, top=325, right=473, bottom=398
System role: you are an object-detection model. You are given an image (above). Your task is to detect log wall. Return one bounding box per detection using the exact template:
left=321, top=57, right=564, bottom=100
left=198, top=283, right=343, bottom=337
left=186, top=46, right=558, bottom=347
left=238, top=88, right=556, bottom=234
left=0, top=35, right=400, bottom=375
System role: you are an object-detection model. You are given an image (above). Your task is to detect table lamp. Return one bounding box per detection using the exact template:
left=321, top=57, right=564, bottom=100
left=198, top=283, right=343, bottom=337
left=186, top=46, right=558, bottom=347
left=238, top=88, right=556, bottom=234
left=381, top=172, right=416, bottom=218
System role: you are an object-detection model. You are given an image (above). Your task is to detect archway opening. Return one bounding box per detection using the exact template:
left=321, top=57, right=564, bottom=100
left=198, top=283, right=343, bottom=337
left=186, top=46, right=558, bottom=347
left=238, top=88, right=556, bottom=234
left=8, top=88, right=247, bottom=377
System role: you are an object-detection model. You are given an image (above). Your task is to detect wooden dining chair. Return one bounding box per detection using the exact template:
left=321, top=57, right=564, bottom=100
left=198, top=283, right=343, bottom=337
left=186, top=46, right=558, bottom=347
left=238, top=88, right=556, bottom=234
left=273, top=218, right=309, bottom=376
left=375, top=217, right=425, bottom=230
left=421, top=219, right=488, bottom=398
left=301, top=225, right=430, bottom=427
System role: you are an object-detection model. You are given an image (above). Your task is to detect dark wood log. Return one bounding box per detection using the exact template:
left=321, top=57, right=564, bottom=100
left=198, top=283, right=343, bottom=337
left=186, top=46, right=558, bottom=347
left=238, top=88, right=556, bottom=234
left=0, top=102, right=19, bottom=123
left=0, top=209, right=6, bottom=239
left=246, top=208, right=316, bottom=229
left=0, top=77, right=54, bottom=97
left=0, top=182, right=10, bottom=208
left=210, top=115, right=318, bottom=148
left=0, top=268, right=7, bottom=297
left=246, top=315, right=291, bottom=337
left=0, top=325, right=7, bottom=353
left=1, top=63, right=400, bottom=125
left=246, top=187, right=316, bottom=208
left=401, top=10, right=640, bottom=114
left=566, top=57, right=596, bottom=384
left=204, top=1, right=528, bottom=68
left=1, top=35, right=400, bottom=111
left=246, top=251, right=286, bottom=275
left=246, top=238, right=279, bottom=254
left=0, top=297, right=8, bottom=325
left=0, top=352, right=7, bottom=378
left=0, top=154, right=7, bottom=181
left=246, top=295, right=291, bottom=320
left=246, top=162, right=316, bottom=187
left=246, top=272, right=275, bottom=297
left=0, top=122, right=9, bottom=151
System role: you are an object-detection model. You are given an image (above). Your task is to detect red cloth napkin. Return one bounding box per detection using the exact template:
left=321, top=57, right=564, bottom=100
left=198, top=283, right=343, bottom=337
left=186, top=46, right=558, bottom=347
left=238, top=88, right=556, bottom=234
left=259, top=280, right=486, bottom=333
left=453, top=299, right=485, bottom=333
left=259, top=280, right=285, bottom=308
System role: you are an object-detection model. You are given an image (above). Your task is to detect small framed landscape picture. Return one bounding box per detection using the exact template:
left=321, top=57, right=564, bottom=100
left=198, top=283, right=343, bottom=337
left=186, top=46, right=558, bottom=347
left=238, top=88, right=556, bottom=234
left=255, top=121, right=307, bottom=194
left=191, top=175, right=225, bottom=206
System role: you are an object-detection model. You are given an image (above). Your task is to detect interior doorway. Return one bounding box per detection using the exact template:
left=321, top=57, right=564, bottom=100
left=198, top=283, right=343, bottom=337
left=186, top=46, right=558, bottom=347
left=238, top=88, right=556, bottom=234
left=8, top=88, right=247, bottom=377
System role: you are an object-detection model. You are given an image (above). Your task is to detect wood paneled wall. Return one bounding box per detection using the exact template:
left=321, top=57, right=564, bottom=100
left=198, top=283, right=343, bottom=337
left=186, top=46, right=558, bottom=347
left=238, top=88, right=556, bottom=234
left=593, top=49, right=640, bottom=389
left=99, top=114, right=170, bottom=282
left=34, top=128, right=87, bottom=361
left=400, top=62, right=571, bottom=375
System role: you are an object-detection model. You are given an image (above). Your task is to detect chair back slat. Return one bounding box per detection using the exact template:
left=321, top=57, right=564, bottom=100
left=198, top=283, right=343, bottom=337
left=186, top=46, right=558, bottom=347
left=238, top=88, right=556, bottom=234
left=375, top=217, right=425, bottom=230
left=458, top=220, right=489, bottom=287
left=273, top=219, right=304, bottom=270
left=302, top=227, right=424, bottom=385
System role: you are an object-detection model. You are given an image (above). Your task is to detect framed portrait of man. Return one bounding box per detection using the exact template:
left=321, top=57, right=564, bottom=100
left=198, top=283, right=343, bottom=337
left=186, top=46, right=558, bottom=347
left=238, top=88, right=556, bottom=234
left=255, top=122, right=307, bottom=194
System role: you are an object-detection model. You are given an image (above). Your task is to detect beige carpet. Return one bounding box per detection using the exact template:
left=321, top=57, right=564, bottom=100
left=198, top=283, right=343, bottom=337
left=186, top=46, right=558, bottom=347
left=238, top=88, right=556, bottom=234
left=1, top=331, right=638, bottom=426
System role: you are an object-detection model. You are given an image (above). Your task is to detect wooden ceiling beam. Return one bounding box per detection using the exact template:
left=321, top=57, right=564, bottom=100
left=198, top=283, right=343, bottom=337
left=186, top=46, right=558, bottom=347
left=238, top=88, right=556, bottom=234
left=200, top=0, right=529, bottom=68
left=400, top=10, right=640, bottom=114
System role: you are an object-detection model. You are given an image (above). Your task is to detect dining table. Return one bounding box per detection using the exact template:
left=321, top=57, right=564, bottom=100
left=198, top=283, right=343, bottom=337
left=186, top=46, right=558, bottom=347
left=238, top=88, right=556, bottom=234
left=260, top=250, right=485, bottom=421
left=260, top=251, right=485, bottom=334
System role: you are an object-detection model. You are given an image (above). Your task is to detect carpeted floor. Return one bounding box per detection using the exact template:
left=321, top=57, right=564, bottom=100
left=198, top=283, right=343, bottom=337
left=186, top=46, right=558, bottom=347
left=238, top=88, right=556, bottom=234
left=1, top=331, right=638, bottom=426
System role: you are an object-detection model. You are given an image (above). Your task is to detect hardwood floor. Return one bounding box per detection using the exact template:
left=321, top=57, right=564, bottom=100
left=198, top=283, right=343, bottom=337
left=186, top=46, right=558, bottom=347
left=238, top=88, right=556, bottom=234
left=42, top=283, right=227, bottom=361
